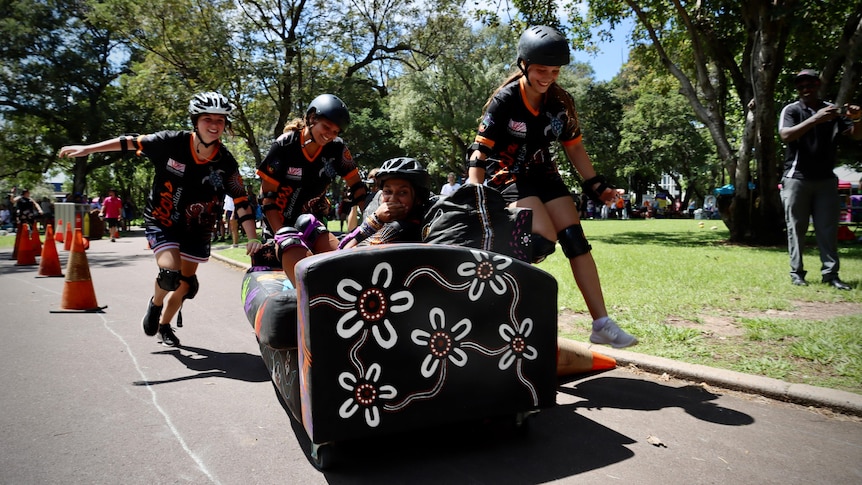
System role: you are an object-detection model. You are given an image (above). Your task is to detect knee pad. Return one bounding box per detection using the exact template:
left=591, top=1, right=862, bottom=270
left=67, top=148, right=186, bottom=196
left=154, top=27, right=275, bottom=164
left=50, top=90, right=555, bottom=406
left=531, top=234, right=557, bottom=263
left=295, top=213, right=329, bottom=246
left=180, top=274, right=199, bottom=300
left=557, top=224, right=591, bottom=258
left=273, top=226, right=310, bottom=261
left=157, top=268, right=182, bottom=291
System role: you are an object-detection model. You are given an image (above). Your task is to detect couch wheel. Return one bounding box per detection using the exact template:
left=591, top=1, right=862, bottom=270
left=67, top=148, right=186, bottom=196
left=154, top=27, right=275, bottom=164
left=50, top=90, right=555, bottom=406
left=514, top=410, right=538, bottom=433
left=310, top=442, right=334, bottom=470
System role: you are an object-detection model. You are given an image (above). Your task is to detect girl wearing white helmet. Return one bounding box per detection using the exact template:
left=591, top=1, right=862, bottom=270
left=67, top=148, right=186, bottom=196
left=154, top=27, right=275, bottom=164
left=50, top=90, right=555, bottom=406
left=257, top=94, right=368, bottom=285
left=59, top=91, right=263, bottom=347
left=466, top=26, right=637, bottom=349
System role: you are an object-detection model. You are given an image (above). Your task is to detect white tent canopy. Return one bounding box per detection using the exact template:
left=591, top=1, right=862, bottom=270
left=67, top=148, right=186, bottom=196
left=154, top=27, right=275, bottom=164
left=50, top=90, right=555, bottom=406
left=834, top=165, right=862, bottom=189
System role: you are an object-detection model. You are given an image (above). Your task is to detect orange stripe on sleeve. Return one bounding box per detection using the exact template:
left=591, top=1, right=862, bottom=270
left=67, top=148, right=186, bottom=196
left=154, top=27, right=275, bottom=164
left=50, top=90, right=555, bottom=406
left=561, top=134, right=583, bottom=147
left=257, top=170, right=279, bottom=186
left=474, top=135, right=495, bottom=150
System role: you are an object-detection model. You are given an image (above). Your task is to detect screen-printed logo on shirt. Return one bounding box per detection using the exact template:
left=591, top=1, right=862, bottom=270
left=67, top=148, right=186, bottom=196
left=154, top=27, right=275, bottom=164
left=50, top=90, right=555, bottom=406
left=508, top=119, right=527, bottom=138
left=546, top=110, right=565, bottom=138
left=478, top=114, right=494, bottom=134
left=167, top=158, right=186, bottom=176
left=287, top=167, right=302, bottom=180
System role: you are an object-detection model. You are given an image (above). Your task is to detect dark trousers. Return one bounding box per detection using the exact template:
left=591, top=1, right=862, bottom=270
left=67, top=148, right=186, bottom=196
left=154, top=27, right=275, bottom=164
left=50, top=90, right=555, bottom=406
left=780, top=177, right=840, bottom=281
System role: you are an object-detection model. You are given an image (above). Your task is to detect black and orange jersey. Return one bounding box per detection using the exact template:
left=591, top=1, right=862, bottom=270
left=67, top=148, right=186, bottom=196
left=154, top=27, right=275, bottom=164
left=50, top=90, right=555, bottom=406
left=469, top=77, right=582, bottom=187
left=256, top=129, right=360, bottom=227
left=135, top=131, right=247, bottom=233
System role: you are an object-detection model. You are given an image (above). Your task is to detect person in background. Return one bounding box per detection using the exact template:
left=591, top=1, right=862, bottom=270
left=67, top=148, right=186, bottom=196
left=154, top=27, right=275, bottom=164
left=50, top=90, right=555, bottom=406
left=337, top=185, right=352, bottom=232
left=40, top=196, right=54, bottom=228
left=223, top=193, right=239, bottom=246
left=59, top=91, right=263, bottom=347
left=347, top=168, right=380, bottom=232
left=99, top=188, right=123, bottom=241
left=466, top=25, right=637, bottom=349
left=3, top=194, right=15, bottom=230
left=0, top=203, right=12, bottom=231
left=440, top=172, right=461, bottom=197
left=778, top=68, right=862, bottom=289
left=122, top=199, right=134, bottom=231
left=14, top=189, right=43, bottom=231
left=257, top=94, right=367, bottom=286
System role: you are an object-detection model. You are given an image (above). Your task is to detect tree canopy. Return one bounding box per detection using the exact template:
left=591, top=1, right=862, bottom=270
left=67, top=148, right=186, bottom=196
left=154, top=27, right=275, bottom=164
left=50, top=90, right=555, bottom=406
left=1, top=0, right=859, bottom=244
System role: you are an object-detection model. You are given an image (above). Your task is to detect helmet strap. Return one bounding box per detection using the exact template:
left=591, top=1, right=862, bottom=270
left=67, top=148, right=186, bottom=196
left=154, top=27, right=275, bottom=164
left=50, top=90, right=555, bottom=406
left=518, top=60, right=532, bottom=86
left=193, top=129, right=219, bottom=153
left=303, top=121, right=317, bottom=146
left=302, top=113, right=317, bottom=148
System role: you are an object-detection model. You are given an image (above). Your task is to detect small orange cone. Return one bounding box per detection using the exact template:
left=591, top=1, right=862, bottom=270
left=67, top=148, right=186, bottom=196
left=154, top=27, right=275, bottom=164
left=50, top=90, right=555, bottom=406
left=557, top=337, right=616, bottom=377
left=37, top=224, right=64, bottom=277
left=30, top=220, right=42, bottom=255
left=63, top=222, right=73, bottom=251
left=55, top=219, right=64, bottom=243
left=15, top=224, right=37, bottom=266
left=51, top=229, right=106, bottom=313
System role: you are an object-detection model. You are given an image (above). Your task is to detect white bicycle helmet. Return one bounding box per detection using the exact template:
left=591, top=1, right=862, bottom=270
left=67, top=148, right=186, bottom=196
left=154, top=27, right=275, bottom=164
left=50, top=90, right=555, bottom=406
left=188, top=92, right=234, bottom=119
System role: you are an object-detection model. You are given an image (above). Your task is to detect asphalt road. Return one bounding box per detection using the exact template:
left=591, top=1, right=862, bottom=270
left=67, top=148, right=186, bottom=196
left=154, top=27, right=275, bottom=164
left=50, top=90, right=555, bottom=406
left=1, top=228, right=860, bottom=484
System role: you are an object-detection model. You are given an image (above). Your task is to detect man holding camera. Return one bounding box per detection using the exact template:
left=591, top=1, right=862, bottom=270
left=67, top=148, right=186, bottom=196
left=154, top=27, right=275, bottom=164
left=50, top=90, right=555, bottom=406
left=778, top=69, right=862, bottom=289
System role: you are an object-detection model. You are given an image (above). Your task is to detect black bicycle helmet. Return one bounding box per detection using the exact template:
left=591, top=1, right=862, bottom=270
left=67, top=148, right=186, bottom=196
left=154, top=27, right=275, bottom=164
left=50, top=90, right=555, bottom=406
left=306, top=94, right=350, bottom=131
left=517, top=25, right=570, bottom=67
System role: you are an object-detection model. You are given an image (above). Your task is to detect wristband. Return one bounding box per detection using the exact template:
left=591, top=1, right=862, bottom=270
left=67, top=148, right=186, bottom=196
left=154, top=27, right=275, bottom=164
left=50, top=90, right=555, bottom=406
left=366, top=213, right=383, bottom=231
left=247, top=238, right=261, bottom=244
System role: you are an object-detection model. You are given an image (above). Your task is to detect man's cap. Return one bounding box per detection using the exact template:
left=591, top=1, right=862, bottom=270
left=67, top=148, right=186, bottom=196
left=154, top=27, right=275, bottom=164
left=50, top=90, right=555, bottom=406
left=794, top=69, right=820, bottom=83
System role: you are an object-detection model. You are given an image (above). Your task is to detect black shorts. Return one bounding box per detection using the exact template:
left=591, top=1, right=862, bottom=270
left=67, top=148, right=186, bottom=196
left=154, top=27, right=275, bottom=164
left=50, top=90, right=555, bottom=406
left=145, top=224, right=212, bottom=263
left=105, top=217, right=120, bottom=227
left=492, top=172, right=571, bottom=205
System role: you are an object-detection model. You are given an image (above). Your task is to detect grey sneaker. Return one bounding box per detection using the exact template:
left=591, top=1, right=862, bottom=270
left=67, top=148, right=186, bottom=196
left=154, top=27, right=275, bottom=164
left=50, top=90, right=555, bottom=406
left=142, top=298, right=162, bottom=336
left=158, top=325, right=181, bottom=347
left=590, top=317, right=638, bottom=349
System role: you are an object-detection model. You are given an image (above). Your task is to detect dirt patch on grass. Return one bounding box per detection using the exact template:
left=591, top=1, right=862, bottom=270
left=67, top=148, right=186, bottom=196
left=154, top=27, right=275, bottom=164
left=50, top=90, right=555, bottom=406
left=558, top=300, right=862, bottom=339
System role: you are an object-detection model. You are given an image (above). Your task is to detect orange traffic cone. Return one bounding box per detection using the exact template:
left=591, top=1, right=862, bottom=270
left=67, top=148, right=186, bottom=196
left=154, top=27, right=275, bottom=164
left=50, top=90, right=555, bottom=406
left=55, top=218, right=64, bottom=243
left=30, top=220, right=42, bottom=255
left=11, top=223, right=23, bottom=260
left=63, top=222, right=73, bottom=251
left=37, top=224, right=64, bottom=277
left=556, top=337, right=616, bottom=377
left=51, top=229, right=106, bottom=313
left=15, top=224, right=37, bottom=266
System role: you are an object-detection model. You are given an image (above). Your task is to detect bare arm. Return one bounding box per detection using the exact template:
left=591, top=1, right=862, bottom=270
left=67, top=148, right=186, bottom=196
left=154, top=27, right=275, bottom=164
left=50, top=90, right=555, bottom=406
left=467, top=152, right=487, bottom=185
left=563, top=140, right=614, bottom=203
left=59, top=136, right=134, bottom=158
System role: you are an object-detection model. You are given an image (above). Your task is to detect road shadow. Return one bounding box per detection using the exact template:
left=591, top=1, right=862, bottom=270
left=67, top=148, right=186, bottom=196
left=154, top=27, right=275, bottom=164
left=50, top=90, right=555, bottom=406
left=265, top=371, right=755, bottom=482
left=133, top=345, right=269, bottom=386
left=563, top=376, right=754, bottom=426
left=277, top=391, right=635, bottom=483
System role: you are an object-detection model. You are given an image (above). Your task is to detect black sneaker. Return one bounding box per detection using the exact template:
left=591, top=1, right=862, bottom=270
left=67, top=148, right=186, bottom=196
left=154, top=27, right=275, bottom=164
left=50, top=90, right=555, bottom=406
left=142, top=298, right=162, bottom=336
left=158, top=325, right=181, bottom=347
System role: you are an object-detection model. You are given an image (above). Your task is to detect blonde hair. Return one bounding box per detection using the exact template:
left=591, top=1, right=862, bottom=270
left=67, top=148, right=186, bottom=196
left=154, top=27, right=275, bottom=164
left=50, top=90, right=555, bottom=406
left=282, top=117, right=306, bottom=134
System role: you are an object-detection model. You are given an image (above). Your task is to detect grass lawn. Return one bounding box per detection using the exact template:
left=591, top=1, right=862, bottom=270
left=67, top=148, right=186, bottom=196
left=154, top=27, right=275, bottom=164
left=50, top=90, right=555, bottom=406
left=7, top=219, right=859, bottom=394
left=544, top=219, right=862, bottom=395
